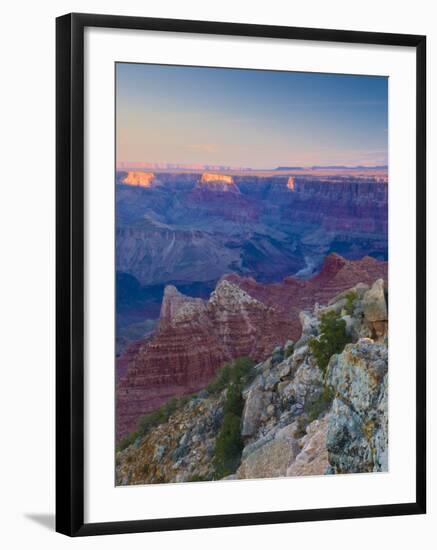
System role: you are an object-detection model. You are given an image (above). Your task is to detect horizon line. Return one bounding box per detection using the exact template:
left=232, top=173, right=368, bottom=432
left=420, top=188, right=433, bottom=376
left=116, top=162, right=388, bottom=171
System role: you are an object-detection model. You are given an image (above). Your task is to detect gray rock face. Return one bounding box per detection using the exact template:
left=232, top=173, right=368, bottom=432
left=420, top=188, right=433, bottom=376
left=239, top=282, right=388, bottom=479
left=286, top=415, right=331, bottom=476
left=363, top=279, right=387, bottom=322
left=299, top=310, right=319, bottom=337
left=241, top=388, right=267, bottom=437
left=237, top=427, right=300, bottom=479
left=326, top=339, right=388, bottom=473
left=328, top=283, right=370, bottom=306
left=280, top=359, right=323, bottom=408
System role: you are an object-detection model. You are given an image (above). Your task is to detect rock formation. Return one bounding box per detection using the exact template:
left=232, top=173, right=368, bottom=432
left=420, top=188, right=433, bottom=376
left=326, top=340, right=388, bottom=473
left=121, top=171, right=155, bottom=188
left=116, top=278, right=388, bottom=484
left=199, top=172, right=236, bottom=188
left=116, top=256, right=387, bottom=440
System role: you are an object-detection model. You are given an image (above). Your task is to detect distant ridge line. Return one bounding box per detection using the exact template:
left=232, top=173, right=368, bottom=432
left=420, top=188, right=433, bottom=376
left=275, top=165, right=388, bottom=170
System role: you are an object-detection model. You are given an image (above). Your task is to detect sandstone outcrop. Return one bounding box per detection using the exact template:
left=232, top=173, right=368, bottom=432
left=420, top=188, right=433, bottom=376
left=200, top=172, right=235, bottom=186
left=287, top=176, right=295, bottom=191
left=122, top=171, right=155, bottom=188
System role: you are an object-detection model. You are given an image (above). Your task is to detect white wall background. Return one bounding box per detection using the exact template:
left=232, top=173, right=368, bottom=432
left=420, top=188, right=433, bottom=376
left=0, top=0, right=434, bottom=547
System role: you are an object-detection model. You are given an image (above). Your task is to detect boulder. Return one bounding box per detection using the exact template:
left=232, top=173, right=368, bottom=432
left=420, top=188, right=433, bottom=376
left=299, top=310, right=319, bottom=336
left=341, top=314, right=361, bottom=340
left=241, top=388, right=266, bottom=437
left=286, top=415, right=330, bottom=476
left=328, top=283, right=369, bottom=306
left=237, top=434, right=300, bottom=479
left=278, top=361, right=291, bottom=379
left=282, top=360, right=323, bottom=407
left=363, top=279, right=387, bottom=323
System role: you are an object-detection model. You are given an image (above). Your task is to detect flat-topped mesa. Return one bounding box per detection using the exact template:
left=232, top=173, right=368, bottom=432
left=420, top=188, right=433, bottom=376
left=198, top=172, right=240, bottom=193
left=122, top=171, right=155, bottom=188
left=287, top=176, right=295, bottom=191
left=200, top=172, right=234, bottom=184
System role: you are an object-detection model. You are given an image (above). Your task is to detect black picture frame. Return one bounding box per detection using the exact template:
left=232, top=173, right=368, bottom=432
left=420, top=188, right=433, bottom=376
left=56, top=12, right=426, bottom=537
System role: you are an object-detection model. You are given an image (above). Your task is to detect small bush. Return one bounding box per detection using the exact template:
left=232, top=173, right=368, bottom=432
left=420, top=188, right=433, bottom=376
left=206, top=363, right=233, bottom=394
left=284, top=344, right=294, bottom=358
left=116, top=431, right=138, bottom=453
left=213, top=412, right=243, bottom=479
left=211, top=356, right=255, bottom=479
left=137, top=394, right=191, bottom=437
left=309, top=310, right=351, bottom=374
left=223, top=382, right=244, bottom=416
left=207, top=356, right=255, bottom=395
left=188, top=474, right=210, bottom=482
left=344, top=291, right=357, bottom=315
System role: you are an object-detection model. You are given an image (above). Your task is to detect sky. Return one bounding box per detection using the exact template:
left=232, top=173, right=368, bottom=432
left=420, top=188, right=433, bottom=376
left=116, top=63, right=388, bottom=169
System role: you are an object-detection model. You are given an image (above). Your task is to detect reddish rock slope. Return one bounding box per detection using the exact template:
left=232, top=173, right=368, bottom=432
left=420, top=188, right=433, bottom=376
left=116, top=253, right=387, bottom=439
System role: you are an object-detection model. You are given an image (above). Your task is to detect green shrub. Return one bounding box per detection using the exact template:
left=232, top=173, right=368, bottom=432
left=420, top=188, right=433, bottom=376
left=188, top=474, right=210, bottom=482
left=211, top=356, right=255, bottom=479
left=116, top=431, right=138, bottom=453
left=213, top=412, right=243, bottom=479
left=309, top=310, right=351, bottom=374
left=206, top=362, right=233, bottom=394
left=344, top=291, right=357, bottom=315
left=232, top=356, right=256, bottom=386
left=223, top=382, right=244, bottom=416
left=284, top=344, right=294, bottom=358
left=136, top=394, right=191, bottom=437
left=207, top=356, right=255, bottom=395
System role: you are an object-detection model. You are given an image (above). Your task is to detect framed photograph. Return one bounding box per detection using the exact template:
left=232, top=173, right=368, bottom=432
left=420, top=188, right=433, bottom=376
left=56, top=13, right=426, bottom=536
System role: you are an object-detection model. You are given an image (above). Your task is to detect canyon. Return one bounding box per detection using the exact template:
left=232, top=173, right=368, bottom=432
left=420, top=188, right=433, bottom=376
left=115, top=170, right=388, bottom=340
left=116, top=253, right=387, bottom=440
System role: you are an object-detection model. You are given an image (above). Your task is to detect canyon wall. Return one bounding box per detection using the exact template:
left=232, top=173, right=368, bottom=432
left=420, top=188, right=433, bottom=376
left=116, top=172, right=388, bottom=288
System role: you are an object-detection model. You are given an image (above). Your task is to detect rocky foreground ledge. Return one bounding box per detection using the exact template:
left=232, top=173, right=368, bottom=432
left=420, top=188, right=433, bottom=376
left=116, top=278, right=388, bottom=485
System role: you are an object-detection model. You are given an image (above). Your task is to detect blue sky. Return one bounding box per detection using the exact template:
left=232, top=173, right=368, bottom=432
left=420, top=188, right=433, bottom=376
left=116, top=63, right=388, bottom=168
